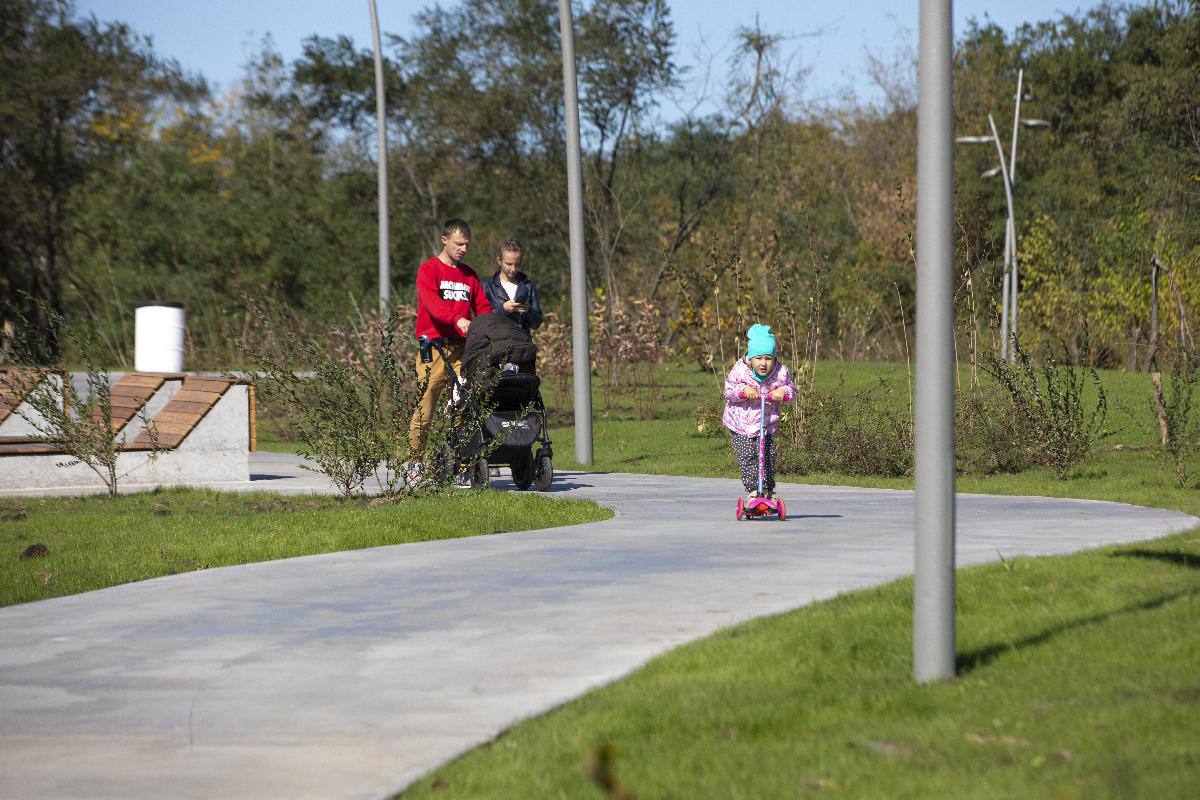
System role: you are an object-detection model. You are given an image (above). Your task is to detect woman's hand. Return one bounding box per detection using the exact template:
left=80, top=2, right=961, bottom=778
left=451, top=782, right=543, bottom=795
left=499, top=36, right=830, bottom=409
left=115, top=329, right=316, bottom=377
left=503, top=299, right=527, bottom=313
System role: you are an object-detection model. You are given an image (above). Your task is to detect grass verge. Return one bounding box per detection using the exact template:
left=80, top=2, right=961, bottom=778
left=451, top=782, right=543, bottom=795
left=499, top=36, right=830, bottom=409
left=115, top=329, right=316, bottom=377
left=398, top=528, right=1200, bottom=800
left=383, top=361, right=1200, bottom=798
left=0, top=488, right=611, bottom=606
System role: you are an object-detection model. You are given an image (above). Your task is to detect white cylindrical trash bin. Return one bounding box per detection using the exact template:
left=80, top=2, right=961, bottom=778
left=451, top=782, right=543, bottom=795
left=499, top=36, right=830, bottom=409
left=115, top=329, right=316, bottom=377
left=135, top=302, right=186, bottom=373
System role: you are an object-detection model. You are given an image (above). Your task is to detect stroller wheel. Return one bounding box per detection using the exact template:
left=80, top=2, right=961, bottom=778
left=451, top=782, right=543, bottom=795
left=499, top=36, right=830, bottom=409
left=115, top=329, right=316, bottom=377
left=534, top=454, right=553, bottom=492
left=511, top=454, right=535, bottom=491
left=437, top=443, right=457, bottom=485
left=471, top=458, right=490, bottom=489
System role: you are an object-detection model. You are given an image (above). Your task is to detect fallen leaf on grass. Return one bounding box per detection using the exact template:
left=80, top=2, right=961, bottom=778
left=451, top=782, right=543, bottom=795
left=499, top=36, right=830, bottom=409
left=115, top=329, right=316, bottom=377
left=583, top=740, right=633, bottom=800
left=865, top=739, right=911, bottom=757
left=799, top=777, right=838, bottom=790
left=966, top=733, right=1031, bottom=747
left=37, top=571, right=53, bottom=585
left=250, top=498, right=296, bottom=513
left=430, top=777, right=448, bottom=791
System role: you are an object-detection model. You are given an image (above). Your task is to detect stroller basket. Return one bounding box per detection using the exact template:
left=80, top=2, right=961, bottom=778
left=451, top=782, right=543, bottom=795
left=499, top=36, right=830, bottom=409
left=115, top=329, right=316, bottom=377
left=485, top=410, right=541, bottom=448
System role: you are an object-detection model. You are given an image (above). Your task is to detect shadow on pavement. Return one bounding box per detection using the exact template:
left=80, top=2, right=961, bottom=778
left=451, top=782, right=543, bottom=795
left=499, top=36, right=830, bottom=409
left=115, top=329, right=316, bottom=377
left=489, top=479, right=595, bottom=492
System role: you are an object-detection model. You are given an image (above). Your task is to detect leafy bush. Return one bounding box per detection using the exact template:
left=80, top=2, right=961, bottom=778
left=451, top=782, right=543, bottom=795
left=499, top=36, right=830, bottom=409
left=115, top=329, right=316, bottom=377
left=777, top=381, right=914, bottom=477
left=982, top=341, right=1107, bottom=480
left=534, top=312, right=574, bottom=415
left=694, top=402, right=724, bottom=437
left=240, top=303, right=502, bottom=498
left=955, top=384, right=1038, bottom=476
left=1158, top=348, right=1200, bottom=488
left=590, top=297, right=670, bottom=418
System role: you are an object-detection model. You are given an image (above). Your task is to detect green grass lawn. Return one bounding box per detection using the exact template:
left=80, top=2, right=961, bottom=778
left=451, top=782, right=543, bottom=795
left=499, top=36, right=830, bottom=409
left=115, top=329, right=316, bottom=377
left=399, top=529, right=1200, bottom=800
left=0, top=488, right=611, bottom=606
left=378, top=360, right=1200, bottom=799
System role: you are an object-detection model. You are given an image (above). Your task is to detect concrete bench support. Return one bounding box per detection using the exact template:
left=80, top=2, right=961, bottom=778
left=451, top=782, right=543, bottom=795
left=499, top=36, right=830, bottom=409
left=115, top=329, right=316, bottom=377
left=0, top=377, right=251, bottom=493
left=0, top=370, right=64, bottom=438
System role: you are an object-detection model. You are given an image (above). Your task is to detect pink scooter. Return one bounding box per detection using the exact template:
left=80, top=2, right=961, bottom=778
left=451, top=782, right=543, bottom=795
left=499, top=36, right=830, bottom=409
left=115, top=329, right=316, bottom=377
left=736, top=389, right=786, bottom=521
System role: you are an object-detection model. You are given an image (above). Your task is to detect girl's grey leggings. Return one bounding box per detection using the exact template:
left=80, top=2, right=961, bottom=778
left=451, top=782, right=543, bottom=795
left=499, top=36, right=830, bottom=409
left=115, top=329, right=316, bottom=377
left=730, top=431, right=776, bottom=494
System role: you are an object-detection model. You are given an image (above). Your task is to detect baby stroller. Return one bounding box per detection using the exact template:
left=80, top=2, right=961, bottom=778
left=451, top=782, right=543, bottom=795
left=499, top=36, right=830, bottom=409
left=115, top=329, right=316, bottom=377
left=448, top=314, right=553, bottom=490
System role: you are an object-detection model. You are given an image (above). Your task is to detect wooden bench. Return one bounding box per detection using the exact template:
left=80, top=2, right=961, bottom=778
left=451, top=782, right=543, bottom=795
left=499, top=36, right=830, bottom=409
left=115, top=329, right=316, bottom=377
left=0, top=373, right=255, bottom=492
left=0, top=368, right=66, bottom=438
left=132, top=377, right=255, bottom=451
left=0, top=369, right=40, bottom=426
left=96, top=373, right=174, bottom=433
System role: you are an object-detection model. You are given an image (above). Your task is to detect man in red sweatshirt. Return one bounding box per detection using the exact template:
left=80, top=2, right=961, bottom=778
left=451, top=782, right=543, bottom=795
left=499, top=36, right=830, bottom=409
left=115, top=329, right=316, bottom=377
left=409, top=218, right=492, bottom=459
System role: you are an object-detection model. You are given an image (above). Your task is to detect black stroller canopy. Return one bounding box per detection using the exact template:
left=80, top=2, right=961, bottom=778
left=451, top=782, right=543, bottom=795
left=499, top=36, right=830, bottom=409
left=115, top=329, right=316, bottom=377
left=463, top=313, right=538, bottom=377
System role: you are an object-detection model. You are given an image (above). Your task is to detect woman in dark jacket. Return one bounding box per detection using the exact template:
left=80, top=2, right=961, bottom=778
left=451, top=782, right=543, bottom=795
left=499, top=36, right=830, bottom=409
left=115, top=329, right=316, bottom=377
left=482, top=238, right=542, bottom=333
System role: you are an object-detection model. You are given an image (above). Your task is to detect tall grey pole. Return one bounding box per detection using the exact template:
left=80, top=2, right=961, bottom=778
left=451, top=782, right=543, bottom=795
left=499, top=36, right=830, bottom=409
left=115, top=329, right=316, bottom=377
left=1007, top=70, right=1023, bottom=355
left=1009, top=215, right=1019, bottom=353
left=558, top=0, right=593, bottom=464
left=1000, top=269, right=1010, bottom=360
left=914, top=0, right=957, bottom=683
left=369, top=0, right=390, bottom=313
left=1008, top=70, right=1024, bottom=189
left=987, top=114, right=1016, bottom=361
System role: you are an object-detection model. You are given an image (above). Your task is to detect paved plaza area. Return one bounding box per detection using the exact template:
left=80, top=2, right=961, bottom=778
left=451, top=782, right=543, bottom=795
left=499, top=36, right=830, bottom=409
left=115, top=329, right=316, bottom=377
left=1, top=453, right=1195, bottom=798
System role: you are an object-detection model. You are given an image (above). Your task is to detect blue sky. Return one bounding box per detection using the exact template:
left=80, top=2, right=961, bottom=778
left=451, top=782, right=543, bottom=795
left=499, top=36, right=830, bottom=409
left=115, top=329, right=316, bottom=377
left=76, top=1, right=1100, bottom=117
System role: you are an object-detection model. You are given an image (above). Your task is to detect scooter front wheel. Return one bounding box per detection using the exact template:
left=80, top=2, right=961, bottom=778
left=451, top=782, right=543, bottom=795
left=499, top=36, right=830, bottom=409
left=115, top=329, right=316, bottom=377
left=736, top=498, right=745, bottom=521
left=776, top=498, right=786, bottom=521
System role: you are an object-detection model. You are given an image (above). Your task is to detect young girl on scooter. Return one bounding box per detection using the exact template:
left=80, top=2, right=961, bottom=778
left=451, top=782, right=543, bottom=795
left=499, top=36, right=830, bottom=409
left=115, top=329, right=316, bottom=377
left=722, top=324, right=797, bottom=501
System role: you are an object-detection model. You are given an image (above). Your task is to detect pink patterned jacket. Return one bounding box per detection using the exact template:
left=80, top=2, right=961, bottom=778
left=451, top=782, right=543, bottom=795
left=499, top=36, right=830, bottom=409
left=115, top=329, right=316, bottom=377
left=722, top=358, right=798, bottom=437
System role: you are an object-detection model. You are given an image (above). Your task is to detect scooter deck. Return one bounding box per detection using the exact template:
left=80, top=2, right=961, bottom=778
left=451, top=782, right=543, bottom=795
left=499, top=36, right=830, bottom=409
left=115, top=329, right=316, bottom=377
left=736, top=496, right=787, bottom=521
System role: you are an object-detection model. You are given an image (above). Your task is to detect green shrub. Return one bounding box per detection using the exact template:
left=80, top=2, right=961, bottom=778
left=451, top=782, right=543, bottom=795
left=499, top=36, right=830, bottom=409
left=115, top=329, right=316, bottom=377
left=777, top=380, right=914, bottom=477
left=955, top=384, right=1038, bottom=476
left=693, top=402, right=724, bottom=437
left=1159, top=348, right=1200, bottom=488
left=240, top=303, right=503, bottom=498
left=982, top=341, right=1107, bottom=480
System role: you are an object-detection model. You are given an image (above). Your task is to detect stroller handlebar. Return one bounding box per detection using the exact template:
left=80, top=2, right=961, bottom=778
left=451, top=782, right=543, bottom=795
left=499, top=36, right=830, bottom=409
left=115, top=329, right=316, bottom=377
left=418, top=336, right=468, bottom=392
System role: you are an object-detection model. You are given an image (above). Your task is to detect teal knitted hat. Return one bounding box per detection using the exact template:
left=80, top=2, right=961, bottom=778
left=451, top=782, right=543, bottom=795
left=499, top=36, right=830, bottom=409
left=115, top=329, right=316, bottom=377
left=745, top=324, right=776, bottom=359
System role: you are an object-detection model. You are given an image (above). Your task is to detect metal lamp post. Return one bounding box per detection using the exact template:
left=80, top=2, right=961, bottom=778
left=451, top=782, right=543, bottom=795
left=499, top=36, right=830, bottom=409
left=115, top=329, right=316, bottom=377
left=913, top=0, right=956, bottom=684
left=956, top=69, right=1049, bottom=360
left=558, top=0, right=593, bottom=464
left=368, top=0, right=389, bottom=314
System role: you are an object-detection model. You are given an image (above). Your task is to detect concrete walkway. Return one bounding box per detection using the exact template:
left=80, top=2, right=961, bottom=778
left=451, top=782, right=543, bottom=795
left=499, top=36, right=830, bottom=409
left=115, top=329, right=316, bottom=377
left=0, top=453, right=1195, bottom=799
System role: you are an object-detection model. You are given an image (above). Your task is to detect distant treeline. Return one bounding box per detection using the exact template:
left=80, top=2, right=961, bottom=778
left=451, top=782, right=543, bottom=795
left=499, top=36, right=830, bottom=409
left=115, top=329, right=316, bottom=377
left=2, top=0, right=1197, bottom=367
